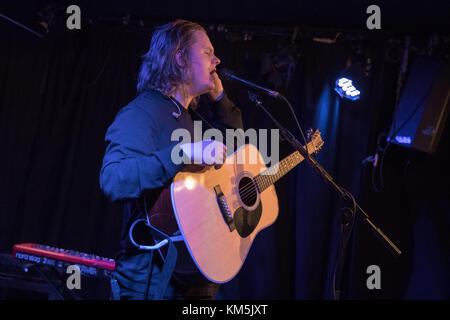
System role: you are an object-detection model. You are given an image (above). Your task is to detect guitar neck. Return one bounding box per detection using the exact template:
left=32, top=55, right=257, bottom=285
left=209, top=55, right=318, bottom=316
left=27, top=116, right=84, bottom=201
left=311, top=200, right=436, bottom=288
left=254, top=150, right=305, bottom=192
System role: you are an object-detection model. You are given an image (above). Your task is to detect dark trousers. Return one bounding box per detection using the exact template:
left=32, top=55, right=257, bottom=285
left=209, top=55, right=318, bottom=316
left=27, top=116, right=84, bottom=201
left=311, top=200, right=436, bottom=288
left=111, top=250, right=220, bottom=300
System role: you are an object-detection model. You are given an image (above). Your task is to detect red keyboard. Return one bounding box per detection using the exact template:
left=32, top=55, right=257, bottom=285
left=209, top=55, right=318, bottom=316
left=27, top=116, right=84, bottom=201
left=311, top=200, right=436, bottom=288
left=12, top=243, right=115, bottom=278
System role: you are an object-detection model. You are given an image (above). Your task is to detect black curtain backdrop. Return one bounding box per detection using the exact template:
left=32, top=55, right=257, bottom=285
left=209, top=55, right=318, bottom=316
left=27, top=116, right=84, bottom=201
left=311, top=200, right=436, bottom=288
left=1, top=18, right=449, bottom=299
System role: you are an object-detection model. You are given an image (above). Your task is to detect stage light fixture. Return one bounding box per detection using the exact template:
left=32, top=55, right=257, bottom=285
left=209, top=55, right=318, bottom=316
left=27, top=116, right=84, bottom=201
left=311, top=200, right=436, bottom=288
left=334, top=77, right=361, bottom=100
left=333, top=55, right=371, bottom=102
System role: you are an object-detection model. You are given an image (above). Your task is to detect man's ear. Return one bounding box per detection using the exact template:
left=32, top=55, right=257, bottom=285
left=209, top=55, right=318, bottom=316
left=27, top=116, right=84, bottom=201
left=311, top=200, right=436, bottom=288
left=175, top=50, right=186, bottom=68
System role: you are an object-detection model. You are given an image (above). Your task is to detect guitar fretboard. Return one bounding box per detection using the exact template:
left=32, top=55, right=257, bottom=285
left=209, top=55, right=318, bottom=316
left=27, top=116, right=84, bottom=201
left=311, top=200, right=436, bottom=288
left=254, top=150, right=305, bottom=192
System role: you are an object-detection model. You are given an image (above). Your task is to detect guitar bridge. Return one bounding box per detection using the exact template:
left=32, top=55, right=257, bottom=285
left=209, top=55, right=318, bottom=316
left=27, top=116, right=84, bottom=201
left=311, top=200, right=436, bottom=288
left=214, top=185, right=235, bottom=232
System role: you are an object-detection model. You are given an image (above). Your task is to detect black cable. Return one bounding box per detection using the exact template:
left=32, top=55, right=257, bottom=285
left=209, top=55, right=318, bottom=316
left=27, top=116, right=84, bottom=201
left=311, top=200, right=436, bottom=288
left=371, top=85, right=431, bottom=192
left=28, top=263, right=66, bottom=300
left=278, top=94, right=309, bottom=153
left=191, top=107, right=245, bottom=152
left=277, top=91, right=356, bottom=299
left=371, top=132, right=389, bottom=193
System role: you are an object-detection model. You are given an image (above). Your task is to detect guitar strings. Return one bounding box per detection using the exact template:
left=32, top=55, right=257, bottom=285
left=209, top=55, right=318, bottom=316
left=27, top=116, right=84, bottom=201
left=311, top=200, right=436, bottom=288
left=191, top=109, right=265, bottom=204
left=239, top=150, right=306, bottom=202
left=234, top=157, right=282, bottom=202
left=239, top=175, right=274, bottom=203
left=238, top=180, right=259, bottom=204
left=190, top=109, right=311, bottom=205
left=239, top=158, right=288, bottom=200
left=240, top=147, right=309, bottom=199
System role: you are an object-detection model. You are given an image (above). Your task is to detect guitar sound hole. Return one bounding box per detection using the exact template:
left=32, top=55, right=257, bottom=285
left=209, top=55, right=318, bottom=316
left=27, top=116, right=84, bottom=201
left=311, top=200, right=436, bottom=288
left=238, top=177, right=257, bottom=207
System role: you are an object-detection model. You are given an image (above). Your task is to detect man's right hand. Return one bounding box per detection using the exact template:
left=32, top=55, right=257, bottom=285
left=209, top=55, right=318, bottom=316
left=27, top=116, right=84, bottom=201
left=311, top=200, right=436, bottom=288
left=180, top=140, right=227, bottom=166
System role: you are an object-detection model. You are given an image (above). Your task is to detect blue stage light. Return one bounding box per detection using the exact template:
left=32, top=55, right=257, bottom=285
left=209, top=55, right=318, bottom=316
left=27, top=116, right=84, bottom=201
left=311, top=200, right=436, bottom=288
left=334, top=77, right=360, bottom=100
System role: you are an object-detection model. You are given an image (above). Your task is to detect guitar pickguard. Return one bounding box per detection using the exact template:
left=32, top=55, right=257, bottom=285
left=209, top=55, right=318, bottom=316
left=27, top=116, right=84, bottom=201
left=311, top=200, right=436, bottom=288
left=233, top=202, right=263, bottom=238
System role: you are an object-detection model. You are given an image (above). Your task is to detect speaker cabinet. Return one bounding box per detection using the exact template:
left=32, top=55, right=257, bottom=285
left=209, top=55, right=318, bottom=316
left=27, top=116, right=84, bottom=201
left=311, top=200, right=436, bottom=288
left=388, top=56, right=450, bottom=153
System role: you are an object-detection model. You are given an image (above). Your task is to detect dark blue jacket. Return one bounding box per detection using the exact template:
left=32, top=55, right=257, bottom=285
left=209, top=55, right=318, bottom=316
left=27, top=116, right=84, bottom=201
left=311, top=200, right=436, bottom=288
left=100, top=89, right=243, bottom=263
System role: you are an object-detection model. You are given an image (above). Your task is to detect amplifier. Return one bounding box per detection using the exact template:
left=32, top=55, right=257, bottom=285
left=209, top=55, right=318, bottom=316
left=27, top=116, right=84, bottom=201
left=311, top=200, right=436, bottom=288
left=388, top=56, right=450, bottom=153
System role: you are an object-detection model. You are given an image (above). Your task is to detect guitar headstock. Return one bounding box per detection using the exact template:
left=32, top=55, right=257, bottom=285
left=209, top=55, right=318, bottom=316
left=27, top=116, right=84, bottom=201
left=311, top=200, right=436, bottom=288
left=306, top=129, right=324, bottom=154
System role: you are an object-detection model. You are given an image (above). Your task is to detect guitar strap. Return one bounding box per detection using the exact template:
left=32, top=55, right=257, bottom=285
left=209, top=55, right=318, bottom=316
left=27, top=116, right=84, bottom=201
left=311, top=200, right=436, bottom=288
left=144, top=222, right=178, bottom=300
left=110, top=278, right=121, bottom=300
left=140, top=194, right=178, bottom=300
left=111, top=196, right=179, bottom=300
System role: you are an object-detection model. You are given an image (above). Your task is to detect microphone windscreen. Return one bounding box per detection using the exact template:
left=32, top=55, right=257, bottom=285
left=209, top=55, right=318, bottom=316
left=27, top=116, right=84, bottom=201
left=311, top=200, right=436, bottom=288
left=218, top=68, right=233, bottom=80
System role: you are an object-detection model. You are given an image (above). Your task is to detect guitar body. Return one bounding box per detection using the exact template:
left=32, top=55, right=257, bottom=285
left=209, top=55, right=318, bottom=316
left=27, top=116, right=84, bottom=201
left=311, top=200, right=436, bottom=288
left=147, top=130, right=323, bottom=283
left=170, top=144, right=278, bottom=283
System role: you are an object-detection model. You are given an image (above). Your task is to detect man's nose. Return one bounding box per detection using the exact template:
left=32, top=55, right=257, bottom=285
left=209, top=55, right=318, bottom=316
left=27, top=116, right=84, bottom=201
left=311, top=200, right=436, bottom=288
left=213, top=55, right=221, bottom=66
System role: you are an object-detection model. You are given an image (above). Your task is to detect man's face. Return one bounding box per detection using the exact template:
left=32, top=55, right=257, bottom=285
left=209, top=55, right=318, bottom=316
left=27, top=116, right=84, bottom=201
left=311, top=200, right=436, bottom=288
left=185, top=31, right=221, bottom=96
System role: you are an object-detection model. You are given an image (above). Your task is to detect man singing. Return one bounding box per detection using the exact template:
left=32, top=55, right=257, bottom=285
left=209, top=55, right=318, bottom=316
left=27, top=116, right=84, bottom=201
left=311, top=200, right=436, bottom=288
left=100, top=19, right=243, bottom=299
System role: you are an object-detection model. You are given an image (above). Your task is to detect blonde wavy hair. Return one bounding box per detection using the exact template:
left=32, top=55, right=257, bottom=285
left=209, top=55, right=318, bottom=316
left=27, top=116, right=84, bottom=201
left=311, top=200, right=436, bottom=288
left=137, top=19, right=206, bottom=96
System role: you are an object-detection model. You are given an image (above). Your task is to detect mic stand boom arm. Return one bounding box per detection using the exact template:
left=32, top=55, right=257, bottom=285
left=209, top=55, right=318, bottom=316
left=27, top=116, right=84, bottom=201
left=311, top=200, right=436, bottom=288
left=248, top=92, right=402, bottom=257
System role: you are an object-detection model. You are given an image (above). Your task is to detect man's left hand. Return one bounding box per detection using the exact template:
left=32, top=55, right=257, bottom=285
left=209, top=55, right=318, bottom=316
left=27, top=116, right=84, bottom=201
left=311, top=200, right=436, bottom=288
left=207, top=72, right=224, bottom=102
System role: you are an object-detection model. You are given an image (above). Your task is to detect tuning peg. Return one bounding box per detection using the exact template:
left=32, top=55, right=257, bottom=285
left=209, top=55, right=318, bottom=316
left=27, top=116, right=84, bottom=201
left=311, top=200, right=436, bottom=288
left=306, top=128, right=313, bottom=141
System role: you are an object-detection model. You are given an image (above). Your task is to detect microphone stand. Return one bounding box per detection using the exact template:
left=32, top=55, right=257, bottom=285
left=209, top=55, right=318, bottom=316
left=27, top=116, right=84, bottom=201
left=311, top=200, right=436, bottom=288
left=247, top=91, right=402, bottom=299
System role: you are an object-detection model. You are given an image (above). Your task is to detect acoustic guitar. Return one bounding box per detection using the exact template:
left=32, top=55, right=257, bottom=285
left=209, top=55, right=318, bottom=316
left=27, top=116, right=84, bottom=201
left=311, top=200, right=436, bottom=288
left=148, top=130, right=323, bottom=283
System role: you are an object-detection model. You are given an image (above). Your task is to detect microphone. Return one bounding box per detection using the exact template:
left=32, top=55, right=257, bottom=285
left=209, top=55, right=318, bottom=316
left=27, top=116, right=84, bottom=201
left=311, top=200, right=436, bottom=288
left=172, top=111, right=181, bottom=120
left=218, top=69, right=280, bottom=98
left=168, top=97, right=182, bottom=120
